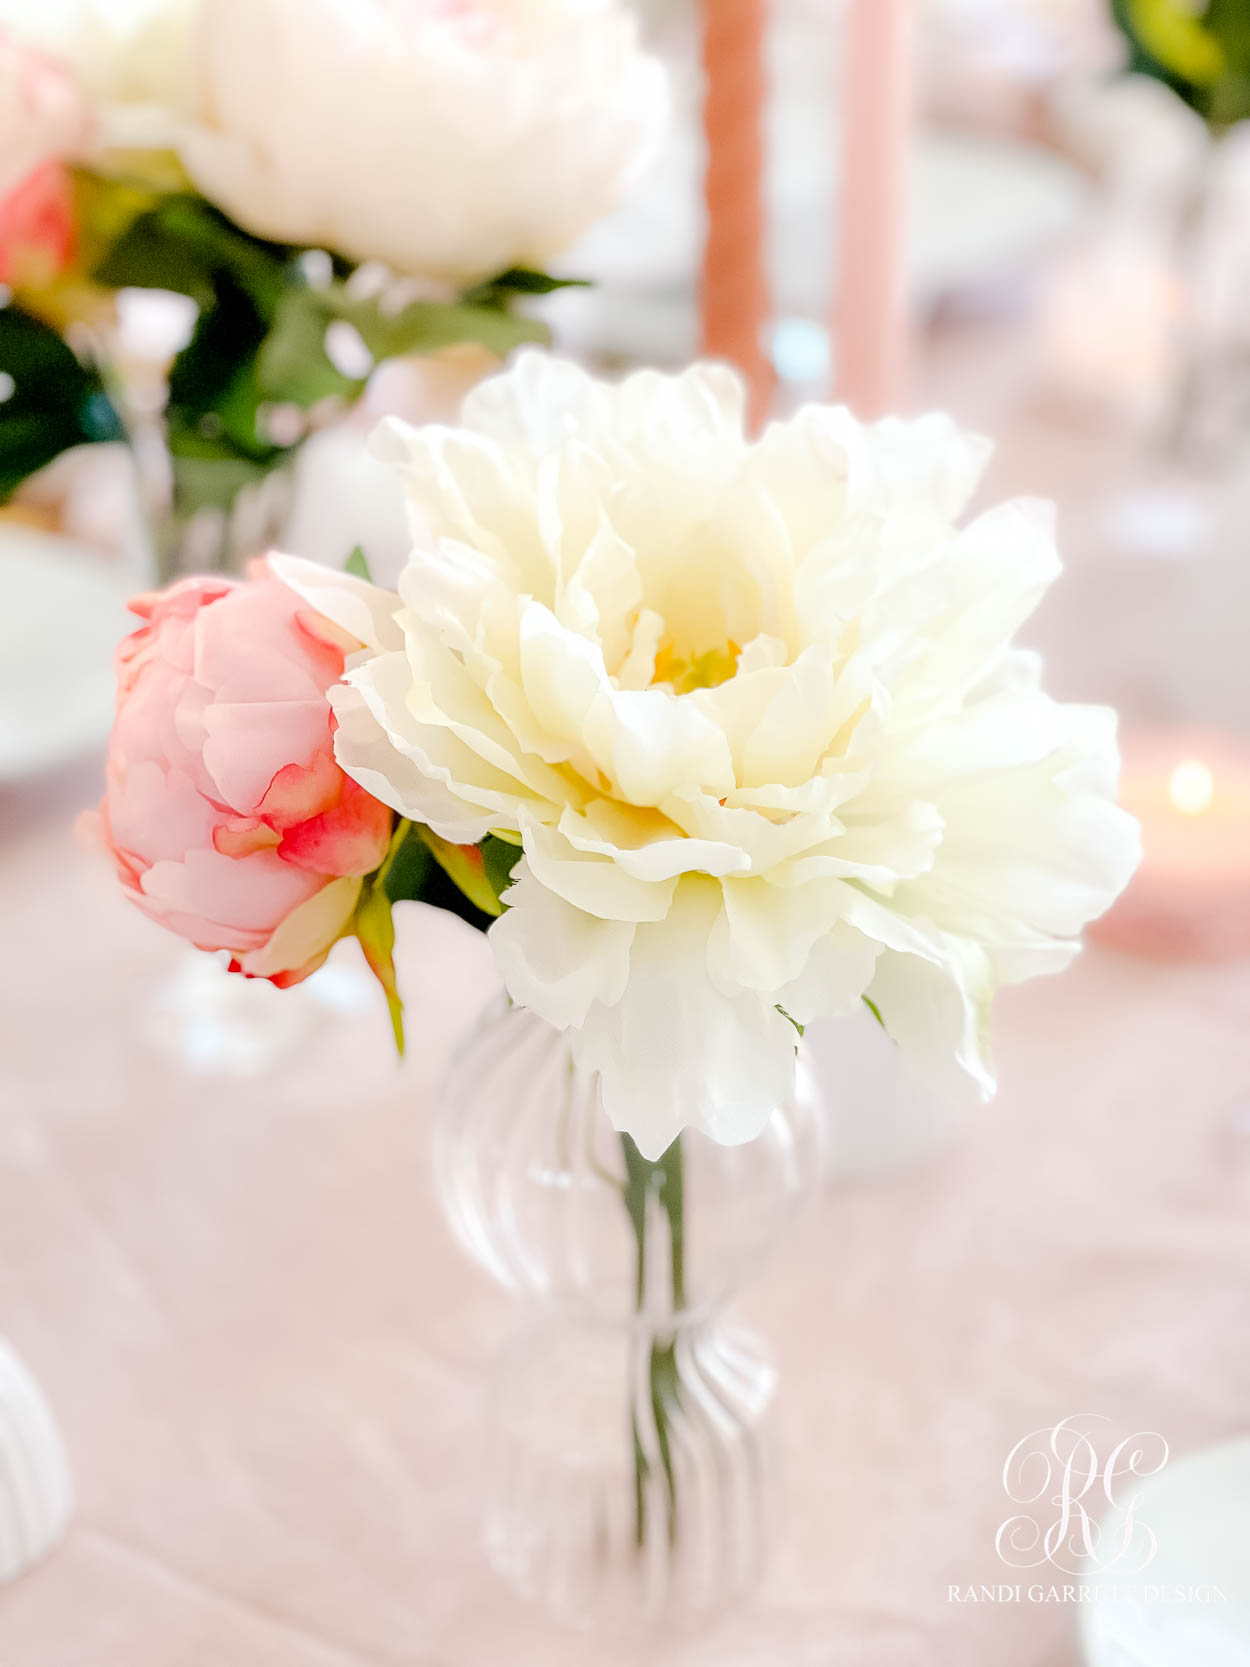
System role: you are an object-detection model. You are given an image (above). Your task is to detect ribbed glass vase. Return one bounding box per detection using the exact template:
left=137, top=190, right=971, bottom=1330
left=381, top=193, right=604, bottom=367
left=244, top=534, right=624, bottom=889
left=434, top=997, right=824, bottom=1632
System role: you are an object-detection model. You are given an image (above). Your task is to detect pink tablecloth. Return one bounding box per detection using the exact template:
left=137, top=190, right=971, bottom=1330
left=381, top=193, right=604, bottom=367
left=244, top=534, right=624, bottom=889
left=2, top=756, right=1250, bottom=1667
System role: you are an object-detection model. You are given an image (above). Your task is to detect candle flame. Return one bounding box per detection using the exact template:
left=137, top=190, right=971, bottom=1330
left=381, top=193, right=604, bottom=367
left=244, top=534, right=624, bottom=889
left=1168, top=758, right=1214, bottom=817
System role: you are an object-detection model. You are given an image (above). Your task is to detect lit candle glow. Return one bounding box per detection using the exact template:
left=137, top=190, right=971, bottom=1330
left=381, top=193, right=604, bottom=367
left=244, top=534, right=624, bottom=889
left=1168, top=758, right=1214, bottom=818
left=1093, top=730, right=1250, bottom=961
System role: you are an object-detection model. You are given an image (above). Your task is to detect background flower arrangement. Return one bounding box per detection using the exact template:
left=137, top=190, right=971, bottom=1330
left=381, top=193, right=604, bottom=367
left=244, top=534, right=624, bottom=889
left=0, top=0, right=666, bottom=576
left=1111, top=0, right=1250, bottom=132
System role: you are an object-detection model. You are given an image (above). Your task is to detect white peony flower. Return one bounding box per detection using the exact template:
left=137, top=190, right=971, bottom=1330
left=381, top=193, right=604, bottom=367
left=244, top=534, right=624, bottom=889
left=276, top=352, right=1139, bottom=1158
left=0, top=0, right=665, bottom=281
left=177, top=0, right=667, bottom=282
left=0, top=0, right=195, bottom=141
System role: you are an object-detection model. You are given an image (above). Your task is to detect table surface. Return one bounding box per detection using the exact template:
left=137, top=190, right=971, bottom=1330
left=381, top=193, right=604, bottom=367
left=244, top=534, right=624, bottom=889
left=4, top=305, right=1250, bottom=1666
left=4, top=762, right=1250, bottom=1667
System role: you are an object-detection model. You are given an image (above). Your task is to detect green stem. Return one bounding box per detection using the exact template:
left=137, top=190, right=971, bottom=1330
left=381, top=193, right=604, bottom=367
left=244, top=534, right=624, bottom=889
left=619, top=1132, right=686, bottom=1551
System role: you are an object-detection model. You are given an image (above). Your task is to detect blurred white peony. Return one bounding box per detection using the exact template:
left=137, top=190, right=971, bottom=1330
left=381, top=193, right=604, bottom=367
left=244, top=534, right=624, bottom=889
left=0, top=0, right=194, bottom=140
left=277, top=353, right=1140, bottom=1158
left=0, top=0, right=667, bottom=282
left=180, top=0, right=666, bottom=280
left=0, top=28, right=91, bottom=198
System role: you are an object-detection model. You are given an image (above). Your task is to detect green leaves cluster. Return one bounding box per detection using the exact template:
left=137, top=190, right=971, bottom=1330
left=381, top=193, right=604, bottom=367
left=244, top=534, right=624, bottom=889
left=92, top=191, right=553, bottom=521
left=0, top=307, right=124, bottom=500
left=1112, top=0, right=1250, bottom=131
left=0, top=176, right=582, bottom=520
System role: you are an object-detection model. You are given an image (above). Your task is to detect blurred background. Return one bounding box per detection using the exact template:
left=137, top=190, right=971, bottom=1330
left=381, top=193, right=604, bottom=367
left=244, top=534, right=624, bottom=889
left=3, top=3, right=1250, bottom=1665
left=8, top=0, right=1250, bottom=781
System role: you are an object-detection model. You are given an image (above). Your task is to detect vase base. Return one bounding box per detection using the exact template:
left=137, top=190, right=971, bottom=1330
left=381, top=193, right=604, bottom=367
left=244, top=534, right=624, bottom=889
left=484, top=1319, right=777, bottom=1634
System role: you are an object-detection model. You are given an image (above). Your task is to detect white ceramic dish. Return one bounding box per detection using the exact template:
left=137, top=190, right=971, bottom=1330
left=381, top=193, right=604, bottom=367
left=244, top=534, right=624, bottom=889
left=0, top=1341, right=73, bottom=1584
left=1080, top=1439, right=1250, bottom=1666
left=0, top=527, right=135, bottom=783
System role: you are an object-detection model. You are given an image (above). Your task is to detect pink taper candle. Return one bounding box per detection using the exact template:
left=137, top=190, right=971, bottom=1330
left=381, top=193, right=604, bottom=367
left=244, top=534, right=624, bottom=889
left=700, top=0, right=773, bottom=432
left=835, top=0, right=913, bottom=418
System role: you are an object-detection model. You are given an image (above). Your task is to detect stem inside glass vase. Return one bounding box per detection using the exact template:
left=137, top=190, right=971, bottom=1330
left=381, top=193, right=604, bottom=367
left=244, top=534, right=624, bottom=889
left=620, top=1131, right=686, bottom=1552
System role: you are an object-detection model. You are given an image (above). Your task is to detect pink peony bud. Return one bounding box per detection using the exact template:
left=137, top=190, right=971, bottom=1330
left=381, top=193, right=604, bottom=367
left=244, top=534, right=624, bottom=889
left=0, top=160, right=77, bottom=286
left=0, top=31, right=91, bottom=285
left=85, top=557, right=394, bottom=988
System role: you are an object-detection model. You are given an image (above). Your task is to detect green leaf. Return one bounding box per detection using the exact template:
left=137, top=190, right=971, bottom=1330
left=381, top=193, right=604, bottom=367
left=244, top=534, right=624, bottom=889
left=380, top=822, right=500, bottom=934
left=256, top=282, right=548, bottom=414
left=0, top=305, right=124, bottom=500
left=345, top=545, right=372, bottom=581
left=1112, top=0, right=1250, bottom=129
left=480, top=833, right=522, bottom=902
left=93, top=193, right=294, bottom=315
left=381, top=823, right=436, bottom=907
left=255, top=284, right=361, bottom=407
left=166, top=445, right=272, bottom=517
left=167, top=273, right=277, bottom=461
left=464, top=266, right=592, bottom=305
left=863, top=996, right=886, bottom=1030
left=321, top=283, right=546, bottom=364
left=354, top=877, right=405, bottom=1056
left=418, top=827, right=506, bottom=918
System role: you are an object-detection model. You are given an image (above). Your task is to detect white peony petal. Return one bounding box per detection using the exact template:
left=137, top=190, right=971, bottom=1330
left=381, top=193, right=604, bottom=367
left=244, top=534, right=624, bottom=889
left=267, top=552, right=405, bottom=655
left=330, top=680, right=497, bottom=842
left=490, top=864, right=634, bottom=1032
left=573, top=879, right=797, bottom=1158
left=889, top=705, right=1141, bottom=971
left=518, top=598, right=612, bottom=752
left=613, top=361, right=748, bottom=451
left=557, top=803, right=750, bottom=883
left=864, top=942, right=996, bottom=1104
left=557, top=510, right=642, bottom=671
left=713, top=875, right=853, bottom=993
left=783, top=796, right=945, bottom=890
left=877, top=498, right=1062, bottom=719
left=740, top=644, right=838, bottom=790
left=338, top=654, right=549, bottom=839
left=775, top=925, right=881, bottom=1025
left=462, top=350, right=615, bottom=451
left=520, top=820, right=675, bottom=923
left=585, top=687, right=736, bottom=806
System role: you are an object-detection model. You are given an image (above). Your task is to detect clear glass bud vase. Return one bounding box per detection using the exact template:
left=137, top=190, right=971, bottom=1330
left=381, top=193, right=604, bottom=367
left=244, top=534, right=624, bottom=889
left=434, top=997, right=824, bottom=1633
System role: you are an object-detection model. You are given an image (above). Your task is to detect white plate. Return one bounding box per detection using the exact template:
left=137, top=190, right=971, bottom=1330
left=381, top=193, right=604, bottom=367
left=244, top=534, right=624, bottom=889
left=546, top=115, right=1087, bottom=365
left=1080, top=1439, right=1250, bottom=1666
left=0, top=528, right=136, bottom=782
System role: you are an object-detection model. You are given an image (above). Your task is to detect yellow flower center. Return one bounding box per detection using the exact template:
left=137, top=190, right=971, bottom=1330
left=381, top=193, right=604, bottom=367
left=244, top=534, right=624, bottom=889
left=652, top=639, right=742, bottom=694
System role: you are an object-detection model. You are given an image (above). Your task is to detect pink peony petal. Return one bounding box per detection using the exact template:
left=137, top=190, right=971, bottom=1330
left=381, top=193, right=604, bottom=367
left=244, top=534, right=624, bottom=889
left=232, top=874, right=361, bottom=985
left=213, top=817, right=283, bottom=858
left=200, top=700, right=332, bottom=814
left=277, top=774, right=392, bottom=877
left=105, top=762, right=220, bottom=867
left=0, top=161, right=74, bottom=284
left=293, top=607, right=358, bottom=660
left=256, top=747, right=343, bottom=828
left=193, top=576, right=331, bottom=704
left=140, top=845, right=321, bottom=938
